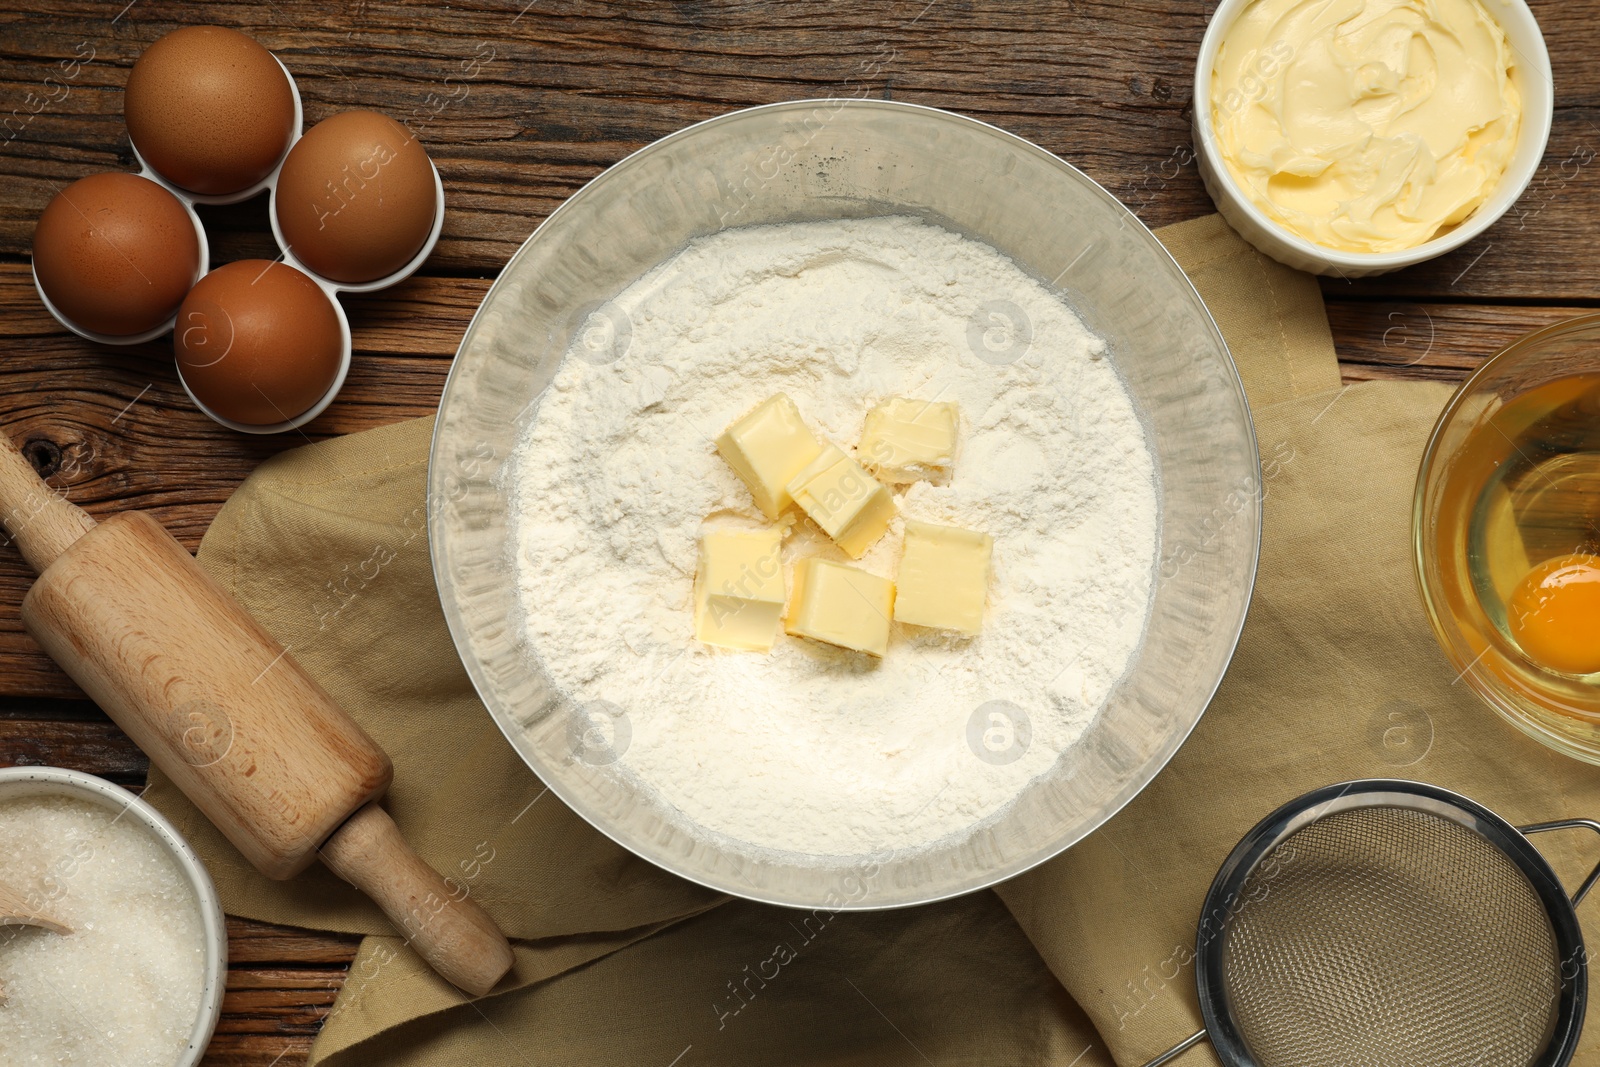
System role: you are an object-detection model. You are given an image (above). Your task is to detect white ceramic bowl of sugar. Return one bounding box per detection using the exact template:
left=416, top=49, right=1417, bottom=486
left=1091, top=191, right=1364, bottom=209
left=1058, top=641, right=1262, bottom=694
left=0, top=766, right=226, bottom=1067
left=1192, top=0, right=1554, bottom=278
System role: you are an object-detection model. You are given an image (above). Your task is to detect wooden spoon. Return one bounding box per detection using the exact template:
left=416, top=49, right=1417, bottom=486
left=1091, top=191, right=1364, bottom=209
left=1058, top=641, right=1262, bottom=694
left=0, top=879, right=71, bottom=1005
left=0, top=878, right=70, bottom=935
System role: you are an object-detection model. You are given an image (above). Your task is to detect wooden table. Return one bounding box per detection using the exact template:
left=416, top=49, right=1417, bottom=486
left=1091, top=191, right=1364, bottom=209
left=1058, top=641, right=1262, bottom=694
left=0, top=1, right=1592, bottom=1061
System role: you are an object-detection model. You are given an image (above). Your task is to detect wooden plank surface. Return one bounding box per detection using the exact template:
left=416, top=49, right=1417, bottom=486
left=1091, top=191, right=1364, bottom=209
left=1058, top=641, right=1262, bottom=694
left=0, top=0, right=1596, bottom=1062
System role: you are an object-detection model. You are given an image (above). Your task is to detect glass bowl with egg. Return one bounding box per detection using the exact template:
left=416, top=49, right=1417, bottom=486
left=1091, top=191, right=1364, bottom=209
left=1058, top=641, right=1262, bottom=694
left=1192, top=0, right=1553, bottom=278
left=1415, top=315, right=1600, bottom=762
left=0, top=765, right=226, bottom=1067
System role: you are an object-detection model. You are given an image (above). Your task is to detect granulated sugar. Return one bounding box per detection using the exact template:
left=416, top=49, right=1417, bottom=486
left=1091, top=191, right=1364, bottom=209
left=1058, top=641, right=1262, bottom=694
left=0, top=794, right=205, bottom=1065
left=512, top=215, right=1159, bottom=857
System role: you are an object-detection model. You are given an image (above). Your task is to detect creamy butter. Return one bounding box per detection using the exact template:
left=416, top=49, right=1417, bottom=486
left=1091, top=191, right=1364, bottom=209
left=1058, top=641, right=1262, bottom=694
left=895, top=520, right=992, bottom=636
left=1211, top=0, right=1521, bottom=253
left=785, top=557, right=895, bottom=657
left=695, top=527, right=787, bottom=651
left=715, top=393, right=825, bottom=519
left=859, top=397, right=960, bottom=484
left=787, top=444, right=897, bottom=559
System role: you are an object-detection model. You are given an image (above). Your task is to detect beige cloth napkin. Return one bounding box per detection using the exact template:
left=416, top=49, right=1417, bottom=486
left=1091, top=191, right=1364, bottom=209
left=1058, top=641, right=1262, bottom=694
left=146, top=403, right=1106, bottom=1067
left=999, top=214, right=1600, bottom=1066
left=142, top=213, right=1600, bottom=1065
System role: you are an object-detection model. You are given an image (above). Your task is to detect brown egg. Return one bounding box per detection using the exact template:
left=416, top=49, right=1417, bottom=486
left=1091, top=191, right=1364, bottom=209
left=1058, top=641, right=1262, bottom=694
left=274, top=110, right=437, bottom=283
left=126, top=26, right=296, bottom=196
left=32, top=172, right=201, bottom=336
left=175, top=261, right=343, bottom=426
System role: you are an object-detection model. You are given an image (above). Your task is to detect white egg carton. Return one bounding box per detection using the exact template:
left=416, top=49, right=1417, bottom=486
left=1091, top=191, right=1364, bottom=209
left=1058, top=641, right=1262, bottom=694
left=32, top=51, right=445, bottom=434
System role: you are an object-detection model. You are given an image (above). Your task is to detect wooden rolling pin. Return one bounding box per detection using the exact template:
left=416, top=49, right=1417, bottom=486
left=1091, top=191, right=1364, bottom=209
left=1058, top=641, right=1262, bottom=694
left=0, top=433, right=513, bottom=997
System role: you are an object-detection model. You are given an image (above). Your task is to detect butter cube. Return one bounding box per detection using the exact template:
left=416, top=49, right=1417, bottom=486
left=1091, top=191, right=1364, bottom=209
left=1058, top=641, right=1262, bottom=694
left=859, top=398, right=959, bottom=483
left=695, top=527, right=787, bottom=651
left=787, top=445, right=897, bottom=558
left=716, top=394, right=825, bottom=519
left=894, top=520, right=992, bottom=636
left=785, top=557, right=895, bottom=657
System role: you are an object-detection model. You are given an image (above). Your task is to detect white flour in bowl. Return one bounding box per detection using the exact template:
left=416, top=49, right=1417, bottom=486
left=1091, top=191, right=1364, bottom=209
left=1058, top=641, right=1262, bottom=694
left=511, top=215, right=1158, bottom=857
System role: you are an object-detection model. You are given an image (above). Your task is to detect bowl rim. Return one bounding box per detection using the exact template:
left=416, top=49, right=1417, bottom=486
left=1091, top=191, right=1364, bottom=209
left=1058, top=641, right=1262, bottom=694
left=0, top=765, right=227, bottom=1065
left=428, top=97, right=1261, bottom=909
left=1193, top=0, right=1555, bottom=272
left=1411, top=310, right=1600, bottom=763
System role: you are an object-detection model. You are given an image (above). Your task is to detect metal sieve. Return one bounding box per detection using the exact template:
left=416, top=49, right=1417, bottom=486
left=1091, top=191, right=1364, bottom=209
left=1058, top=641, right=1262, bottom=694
left=1143, top=779, right=1600, bottom=1067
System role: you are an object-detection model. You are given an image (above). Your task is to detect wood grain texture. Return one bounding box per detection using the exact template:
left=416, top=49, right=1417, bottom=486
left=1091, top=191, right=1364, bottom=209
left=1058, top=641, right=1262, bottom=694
left=0, top=265, right=476, bottom=697
left=0, top=716, right=148, bottom=781
left=320, top=802, right=514, bottom=997
left=25, top=509, right=396, bottom=878
left=1, top=0, right=1596, bottom=298
left=16, top=499, right=510, bottom=992
left=1331, top=302, right=1591, bottom=382
left=0, top=427, right=97, bottom=573
left=0, top=878, right=74, bottom=935
left=211, top=917, right=357, bottom=1067
left=2, top=0, right=1599, bottom=1061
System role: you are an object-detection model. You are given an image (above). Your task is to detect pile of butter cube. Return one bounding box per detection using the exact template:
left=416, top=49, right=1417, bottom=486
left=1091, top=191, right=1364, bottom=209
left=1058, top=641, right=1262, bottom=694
left=694, top=392, right=992, bottom=658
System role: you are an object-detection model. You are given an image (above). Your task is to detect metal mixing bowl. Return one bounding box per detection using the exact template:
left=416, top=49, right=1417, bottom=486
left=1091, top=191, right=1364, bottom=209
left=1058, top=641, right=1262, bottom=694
left=429, top=100, right=1260, bottom=909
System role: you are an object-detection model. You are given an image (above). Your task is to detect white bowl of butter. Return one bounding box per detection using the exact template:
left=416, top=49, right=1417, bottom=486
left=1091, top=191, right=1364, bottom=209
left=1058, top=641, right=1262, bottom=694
left=1194, top=0, right=1553, bottom=277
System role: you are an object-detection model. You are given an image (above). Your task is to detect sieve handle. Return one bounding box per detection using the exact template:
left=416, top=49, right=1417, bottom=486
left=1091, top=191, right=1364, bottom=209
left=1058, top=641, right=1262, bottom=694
left=1139, top=1029, right=1209, bottom=1067
left=1520, top=818, right=1600, bottom=905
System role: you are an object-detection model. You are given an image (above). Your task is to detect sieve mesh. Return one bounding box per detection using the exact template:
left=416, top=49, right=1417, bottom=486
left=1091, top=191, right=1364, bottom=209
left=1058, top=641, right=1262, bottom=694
left=1219, top=805, right=1563, bottom=1067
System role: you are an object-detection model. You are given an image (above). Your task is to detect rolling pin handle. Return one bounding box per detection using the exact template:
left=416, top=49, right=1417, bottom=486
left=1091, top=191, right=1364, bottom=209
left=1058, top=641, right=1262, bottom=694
left=318, top=802, right=514, bottom=997
left=0, top=432, right=95, bottom=573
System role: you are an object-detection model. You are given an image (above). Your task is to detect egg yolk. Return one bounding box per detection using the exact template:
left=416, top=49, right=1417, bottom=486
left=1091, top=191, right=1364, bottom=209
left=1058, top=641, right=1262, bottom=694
left=1508, top=553, right=1600, bottom=676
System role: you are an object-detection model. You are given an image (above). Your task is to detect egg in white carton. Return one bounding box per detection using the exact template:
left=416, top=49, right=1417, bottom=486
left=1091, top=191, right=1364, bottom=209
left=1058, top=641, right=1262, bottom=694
left=29, top=25, right=445, bottom=435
